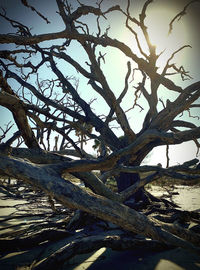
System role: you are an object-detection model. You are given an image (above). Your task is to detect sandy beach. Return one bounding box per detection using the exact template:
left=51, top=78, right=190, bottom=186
left=0, top=185, right=200, bottom=270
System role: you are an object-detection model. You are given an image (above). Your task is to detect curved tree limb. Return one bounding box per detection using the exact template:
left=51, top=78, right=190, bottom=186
left=0, top=25, right=182, bottom=94
left=52, top=128, right=200, bottom=173
left=0, top=154, right=199, bottom=253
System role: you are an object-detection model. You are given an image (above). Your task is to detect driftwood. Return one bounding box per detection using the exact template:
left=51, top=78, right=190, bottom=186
left=0, top=155, right=199, bottom=253
left=33, top=230, right=172, bottom=270
left=0, top=172, right=200, bottom=269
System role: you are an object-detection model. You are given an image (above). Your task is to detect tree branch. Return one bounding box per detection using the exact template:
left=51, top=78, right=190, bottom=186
left=0, top=154, right=198, bottom=252
left=168, top=0, right=199, bottom=35
left=49, top=128, right=200, bottom=173
left=150, top=81, right=200, bottom=130
left=0, top=90, right=40, bottom=149
left=0, top=27, right=182, bottom=94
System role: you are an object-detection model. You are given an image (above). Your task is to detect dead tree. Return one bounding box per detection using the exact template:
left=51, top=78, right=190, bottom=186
left=0, top=0, right=200, bottom=267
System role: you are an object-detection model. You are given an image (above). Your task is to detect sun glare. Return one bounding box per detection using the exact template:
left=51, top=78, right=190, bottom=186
left=146, top=8, right=189, bottom=69
left=119, top=6, right=189, bottom=71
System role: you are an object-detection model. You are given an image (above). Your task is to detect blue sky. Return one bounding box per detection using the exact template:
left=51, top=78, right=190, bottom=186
left=0, top=0, right=200, bottom=166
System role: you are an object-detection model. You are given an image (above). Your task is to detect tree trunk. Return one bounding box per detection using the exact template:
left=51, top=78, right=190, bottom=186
left=116, top=172, right=142, bottom=198
left=116, top=157, right=145, bottom=205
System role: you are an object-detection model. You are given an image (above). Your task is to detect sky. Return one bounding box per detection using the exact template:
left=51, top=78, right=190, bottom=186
left=0, top=0, right=200, bottom=167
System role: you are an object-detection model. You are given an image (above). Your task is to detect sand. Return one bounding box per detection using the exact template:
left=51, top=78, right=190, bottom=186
left=0, top=185, right=200, bottom=270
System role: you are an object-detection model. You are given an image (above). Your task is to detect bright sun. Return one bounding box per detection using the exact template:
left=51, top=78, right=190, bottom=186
left=146, top=8, right=189, bottom=69
left=117, top=5, right=189, bottom=77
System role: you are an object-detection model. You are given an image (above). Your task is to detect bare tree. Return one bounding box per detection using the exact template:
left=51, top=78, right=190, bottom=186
left=0, top=0, right=200, bottom=267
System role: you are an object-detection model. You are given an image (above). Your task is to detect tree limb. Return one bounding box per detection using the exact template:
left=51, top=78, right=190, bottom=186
left=0, top=154, right=198, bottom=252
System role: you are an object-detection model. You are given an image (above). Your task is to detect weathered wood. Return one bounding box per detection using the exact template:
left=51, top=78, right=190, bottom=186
left=0, top=229, right=72, bottom=252
left=0, top=155, right=199, bottom=253
left=33, top=230, right=171, bottom=270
